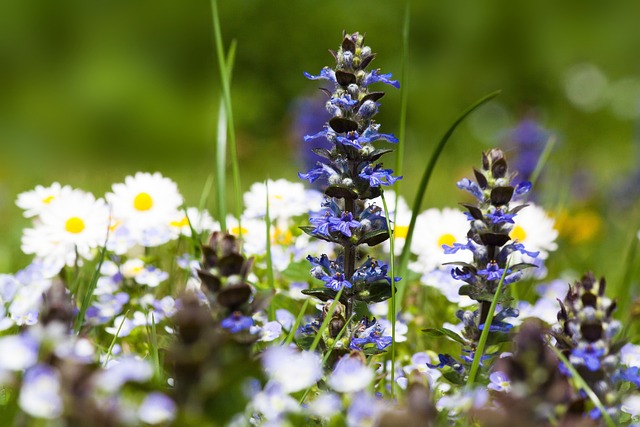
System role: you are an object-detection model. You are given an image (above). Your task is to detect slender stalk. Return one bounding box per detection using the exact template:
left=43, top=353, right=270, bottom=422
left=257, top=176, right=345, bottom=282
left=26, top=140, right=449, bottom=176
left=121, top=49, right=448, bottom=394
left=393, top=0, right=411, bottom=207
left=466, top=264, right=509, bottom=386
left=381, top=192, right=397, bottom=399
left=211, top=0, right=243, bottom=234
left=283, top=299, right=310, bottom=346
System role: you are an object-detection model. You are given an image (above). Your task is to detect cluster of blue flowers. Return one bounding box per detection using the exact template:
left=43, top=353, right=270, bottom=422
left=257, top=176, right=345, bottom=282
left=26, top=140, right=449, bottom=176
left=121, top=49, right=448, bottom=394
left=299, top=31, right=401, bottom=351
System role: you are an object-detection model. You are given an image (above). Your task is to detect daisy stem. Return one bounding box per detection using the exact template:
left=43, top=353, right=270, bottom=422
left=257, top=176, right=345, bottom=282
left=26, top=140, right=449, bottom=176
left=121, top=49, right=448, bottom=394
left=380, top=191, right=397, bottom=400
left=397, top=90, right=501, bottom=313
left=103, top=310, right=129, bottom=368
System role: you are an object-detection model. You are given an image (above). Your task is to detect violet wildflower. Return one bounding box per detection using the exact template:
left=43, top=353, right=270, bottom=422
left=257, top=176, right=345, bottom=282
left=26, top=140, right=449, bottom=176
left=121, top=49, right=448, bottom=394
left=503, top=117, right=552, bottom=183
left=299, top=32, right=401, bottom=340
left=553, top=272, right=630, bottom=419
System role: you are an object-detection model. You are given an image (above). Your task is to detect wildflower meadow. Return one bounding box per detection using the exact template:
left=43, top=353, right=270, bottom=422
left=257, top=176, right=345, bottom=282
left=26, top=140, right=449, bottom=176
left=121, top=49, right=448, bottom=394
left=3, top=2, right=640, bottom=427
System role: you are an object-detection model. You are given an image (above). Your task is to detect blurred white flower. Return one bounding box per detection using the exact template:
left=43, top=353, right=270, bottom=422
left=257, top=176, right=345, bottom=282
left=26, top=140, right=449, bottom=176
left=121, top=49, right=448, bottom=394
left=243, top=179, right=322, bottom=220
left=622, top=394, right=640, bottom=417
left=169, top=207, right=218, bottom=237
left=138, top=392, right=176, bottom=424
left=106, top=172, right=183, bottom=248
left=21, top=190, right=110, bottom=271
left=410, top=207, right=471, bottom=273
left=367, top=191, right=412, bottom=255
left=509, top=203, right=558, bottom=262
left=262, top=346, right=322, bottom=393
left=0, top=334, right=39, bottom=371
left=327, top=356, right=374, bottom=393
left=19, top=365, right=63, bottom=419
left=16, top=182, right=74, bottom=218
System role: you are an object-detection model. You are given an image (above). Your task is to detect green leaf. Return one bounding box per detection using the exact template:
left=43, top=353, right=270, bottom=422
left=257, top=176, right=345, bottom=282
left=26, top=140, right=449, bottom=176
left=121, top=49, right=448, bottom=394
left=282, top=259, right=313, bottom=282
left=355, top=281, right=394, bottom=303
left=301, top=287, right=340, bottom=303
left=422, top=327, right=467, bottom=345
left=357, top=229, right=390, bottom=246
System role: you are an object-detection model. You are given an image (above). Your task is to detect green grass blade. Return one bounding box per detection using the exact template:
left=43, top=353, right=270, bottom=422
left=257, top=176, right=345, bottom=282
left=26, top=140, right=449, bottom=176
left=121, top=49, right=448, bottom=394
left=393, top=0, right=411, bottom=207
left=148, top=313, right=162, bottom=386
left=283, top=298, right=310, bottom=346
left=213, top=41, right=236, bottom=231
left=396, top=90, right=501, bottom=309
left=211, top=0, right=243, bottom=235
left=309, top=287, right=345, bottom=352
left=381, top=191, right=397, bottom=399
left=103, top=310, right=129, bottom=367
left=549, top=346, right=616, bottom=427
left=73, top=242, right=109, bottom=333
left=529, top=135, right=557, bottom=188
left=198, top=174, right=215, bottom=214
left=466, top=263, right=509, bottom=386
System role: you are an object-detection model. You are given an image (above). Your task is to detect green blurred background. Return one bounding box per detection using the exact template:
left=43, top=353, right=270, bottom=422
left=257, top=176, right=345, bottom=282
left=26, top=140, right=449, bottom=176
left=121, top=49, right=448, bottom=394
left=2, top=0, right=640, bottom=284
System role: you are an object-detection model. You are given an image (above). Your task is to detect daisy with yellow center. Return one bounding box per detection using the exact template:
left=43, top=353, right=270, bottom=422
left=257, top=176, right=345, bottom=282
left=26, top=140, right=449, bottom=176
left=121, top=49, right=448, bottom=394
left=21, top=190, right=110, bottom=272
left=106, top=172, right=184, bottom=248
left=411, top=207, right=471, bottom=273
left=16, top=182, right=74, bottom=218
left=243, top=179, right=323, bottom=220
left=508, top=203, right=558, bottom=277
left=168, top=207, right=218, bottom=238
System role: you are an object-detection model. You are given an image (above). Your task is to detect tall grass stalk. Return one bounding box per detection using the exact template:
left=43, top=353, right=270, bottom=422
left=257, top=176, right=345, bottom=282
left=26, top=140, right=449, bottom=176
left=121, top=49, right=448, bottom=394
left=264, top=181, right=276, bottom=321
left=211, top=0, right=242, bottom=234
left=381, top=191, right=397, bottom=399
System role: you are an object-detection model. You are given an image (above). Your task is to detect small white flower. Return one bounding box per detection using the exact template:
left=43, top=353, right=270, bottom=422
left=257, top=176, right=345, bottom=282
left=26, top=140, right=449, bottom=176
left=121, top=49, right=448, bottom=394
left=509, top=203, right=558, bottom=261
left=16, top=182, right=73, bottom=218
left=622, top=394, right=640, bottom=417
left=19, top=365, right=63, bottom=419
left=138, top=392, right=176, bottom=424
left=327, top=356, right=374, bottom=393
left=243, top=179, right=322, bottom=220
left=262, top=346, right=322, bottom=393
left=21, top=190, right=110, bottom=271
left=622, top=343, right=640, bottom=368
left=106, top=172, right=183, bottom=248
left=169, top=207, right=218, bottom=237
left=0, top=334, right=39, bottom=371
left=411, top=207, right=471, bottom=273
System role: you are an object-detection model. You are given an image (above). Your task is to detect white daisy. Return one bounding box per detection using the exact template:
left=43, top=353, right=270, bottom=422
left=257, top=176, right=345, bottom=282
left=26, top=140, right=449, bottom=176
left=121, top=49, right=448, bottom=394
left=410, top=207, right=471, bottom=273
left=21, top=190, right=110, bottom=271
left=169, top=207, right=218, bottom=238
left=509, top=203, right=558, bottom=259
left=106, top=172, right=183, bottom=247
left=16, top=182, right=74, bottom=218
left=243, top=179, right=323, bottom=220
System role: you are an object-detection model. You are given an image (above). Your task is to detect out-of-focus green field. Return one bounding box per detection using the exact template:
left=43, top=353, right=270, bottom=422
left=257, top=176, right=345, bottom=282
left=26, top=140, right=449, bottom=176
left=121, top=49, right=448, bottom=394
left=2, top=0, right=640, bottom=290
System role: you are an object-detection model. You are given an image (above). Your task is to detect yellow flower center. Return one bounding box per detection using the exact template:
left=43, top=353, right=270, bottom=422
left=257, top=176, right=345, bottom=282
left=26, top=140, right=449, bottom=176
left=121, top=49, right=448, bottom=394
left=273, top=227, right=293, bottom=245
left=510, top=225, right=527, bottom=242
left=437, top=233, right=456, bottom=248
left=133, top=192, right=153, bottom=211
left=230, top=226, right=248, bottom=236
left=42, top=195, right=55, bottom=204
left=170, top=216, right=190, bottom=228
left=394, top=225, right=409, bottom=239
left=65, top=217, right=85, bottom=234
